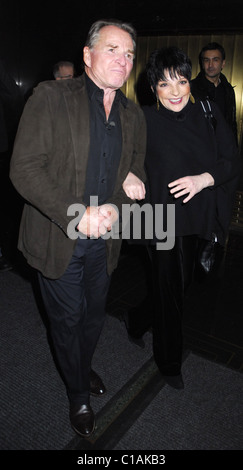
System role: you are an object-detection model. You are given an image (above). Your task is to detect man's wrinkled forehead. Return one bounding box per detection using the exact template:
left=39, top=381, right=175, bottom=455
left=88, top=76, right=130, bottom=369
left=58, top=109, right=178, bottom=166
left=94, top=25, right=134, bottom=51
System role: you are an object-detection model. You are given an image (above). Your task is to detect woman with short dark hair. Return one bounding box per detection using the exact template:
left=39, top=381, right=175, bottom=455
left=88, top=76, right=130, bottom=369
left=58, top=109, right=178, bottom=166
left=141, top=46, right=240, bottom=389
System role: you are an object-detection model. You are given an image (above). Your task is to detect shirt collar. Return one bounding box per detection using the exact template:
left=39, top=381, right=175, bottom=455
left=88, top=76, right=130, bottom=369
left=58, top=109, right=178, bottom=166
left=84, top=72, right=128, bottom=107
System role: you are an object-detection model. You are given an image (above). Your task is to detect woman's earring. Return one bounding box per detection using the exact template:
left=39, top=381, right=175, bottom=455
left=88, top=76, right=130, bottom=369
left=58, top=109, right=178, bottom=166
left=157, top=97, right=160, bottom=110
left=190, top=93, right=195, bottom=104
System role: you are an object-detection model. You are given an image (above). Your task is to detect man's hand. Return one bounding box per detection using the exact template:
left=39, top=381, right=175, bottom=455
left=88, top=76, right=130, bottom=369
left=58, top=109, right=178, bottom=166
left=76, top=204, right=119, bottom=238
left=168, top=172, right=214, bottom=203
left=77, top=206, right=106, bottom=238
left=122, top=172, right=146, bottom=200
left=98, top=204, right=119, bottom=233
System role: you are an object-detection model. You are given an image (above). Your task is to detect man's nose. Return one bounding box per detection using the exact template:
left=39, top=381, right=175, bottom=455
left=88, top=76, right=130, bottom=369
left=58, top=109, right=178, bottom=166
left=115, top=53, right=126, bottom=65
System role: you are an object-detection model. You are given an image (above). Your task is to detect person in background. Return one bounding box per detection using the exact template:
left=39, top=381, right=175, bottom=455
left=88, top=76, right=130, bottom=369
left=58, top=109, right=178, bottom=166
left=190, top=42, right=238, bottom=144
left=125, top=46, right=239, bottom=390
left=53, top=60, right=75, bottom=80
left=10, top=19, right=146, bottom=438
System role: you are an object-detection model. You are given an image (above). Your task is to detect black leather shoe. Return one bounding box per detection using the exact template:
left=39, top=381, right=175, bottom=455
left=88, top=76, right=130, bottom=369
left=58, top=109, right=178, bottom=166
left=162, top=374, right=184, bottom=390
left=90, top=369, right=106, bottom=397
left=70, top=404, right=95, bottom=437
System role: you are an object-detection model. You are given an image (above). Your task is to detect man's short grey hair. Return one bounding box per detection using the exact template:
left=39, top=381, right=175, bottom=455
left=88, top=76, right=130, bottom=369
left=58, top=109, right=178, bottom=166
left=85, top=19, right=137, bottom=55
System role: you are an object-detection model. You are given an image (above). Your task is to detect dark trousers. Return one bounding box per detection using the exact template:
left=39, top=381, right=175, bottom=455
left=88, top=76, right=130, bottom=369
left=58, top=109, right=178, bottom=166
left=38, top=237, right=110, bottom=405
left=150, top=235, right=198, bottom=376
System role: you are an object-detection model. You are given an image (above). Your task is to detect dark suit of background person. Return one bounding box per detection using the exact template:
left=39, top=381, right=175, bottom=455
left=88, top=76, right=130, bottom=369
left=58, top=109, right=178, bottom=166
left=10, top=19, right=146, bottom=438
left=0, top=60, right=23, bottom=271
left=190, top=42, right=238, bottom=145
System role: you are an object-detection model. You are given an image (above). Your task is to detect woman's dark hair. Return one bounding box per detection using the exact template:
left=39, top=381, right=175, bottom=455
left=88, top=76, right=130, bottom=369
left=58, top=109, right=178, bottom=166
left=146, top=46, right=192, bottom=93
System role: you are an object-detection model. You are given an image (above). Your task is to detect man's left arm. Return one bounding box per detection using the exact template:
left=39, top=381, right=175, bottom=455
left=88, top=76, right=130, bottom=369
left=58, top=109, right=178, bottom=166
left=110, top=105, right=146, bottom=209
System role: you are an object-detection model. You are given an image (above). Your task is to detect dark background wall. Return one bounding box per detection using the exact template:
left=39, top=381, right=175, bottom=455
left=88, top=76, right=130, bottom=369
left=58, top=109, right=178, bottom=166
left=0, top=0, right=243, bottom=98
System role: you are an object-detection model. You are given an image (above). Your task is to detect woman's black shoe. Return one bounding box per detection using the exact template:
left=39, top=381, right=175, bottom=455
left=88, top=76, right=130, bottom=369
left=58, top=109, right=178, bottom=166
left=162, top=374, right=184, bottom=390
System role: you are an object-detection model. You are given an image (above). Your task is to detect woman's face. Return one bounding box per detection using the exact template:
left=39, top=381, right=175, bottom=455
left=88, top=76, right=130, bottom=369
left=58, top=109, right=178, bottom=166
left=156, top=69, right=191, bottom=112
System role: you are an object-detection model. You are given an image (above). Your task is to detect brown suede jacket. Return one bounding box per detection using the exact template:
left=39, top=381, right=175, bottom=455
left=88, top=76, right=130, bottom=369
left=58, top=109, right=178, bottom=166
left=10, top=74, right=146, bottom=278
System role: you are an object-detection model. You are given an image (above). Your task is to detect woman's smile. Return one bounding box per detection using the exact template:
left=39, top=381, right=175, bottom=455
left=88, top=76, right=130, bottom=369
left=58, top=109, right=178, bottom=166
left=156, top=70, right=191, bottom=112
left=169, top=98, right=183, bottom=104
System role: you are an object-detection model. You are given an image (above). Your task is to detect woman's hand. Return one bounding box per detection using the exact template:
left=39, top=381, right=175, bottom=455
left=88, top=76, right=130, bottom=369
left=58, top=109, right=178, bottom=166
left=168, top=172, right=214, bottom=203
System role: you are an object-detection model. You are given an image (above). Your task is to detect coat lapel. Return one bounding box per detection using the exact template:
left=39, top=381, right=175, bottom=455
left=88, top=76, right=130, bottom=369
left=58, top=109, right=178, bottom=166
left=63, top=77, right=90, bottom=197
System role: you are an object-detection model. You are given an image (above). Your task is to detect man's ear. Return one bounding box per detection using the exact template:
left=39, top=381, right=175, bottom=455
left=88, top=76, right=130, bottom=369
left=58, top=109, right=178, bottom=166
left=83, top=46, right=91, bottom=67
left=221, top=59, right=226, bottom=71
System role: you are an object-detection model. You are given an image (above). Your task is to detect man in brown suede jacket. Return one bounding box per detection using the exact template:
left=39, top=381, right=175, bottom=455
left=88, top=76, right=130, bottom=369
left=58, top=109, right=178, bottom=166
left=10, top=19, right=146, bottom=438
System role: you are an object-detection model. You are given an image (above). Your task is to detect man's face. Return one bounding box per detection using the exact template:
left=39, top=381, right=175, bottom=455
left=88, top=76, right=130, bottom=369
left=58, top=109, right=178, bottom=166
left=201, top=49, right=225, bottom=81
left=56, top=65, right=74, bottom=80
left=56, top=65, right=73, bottom=80
left=83, top=25, right=135, bottom=90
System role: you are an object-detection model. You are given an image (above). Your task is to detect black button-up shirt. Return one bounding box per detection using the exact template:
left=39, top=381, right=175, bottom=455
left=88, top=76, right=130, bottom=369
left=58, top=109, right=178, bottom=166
left=83, top=73, right=127, bottom=206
